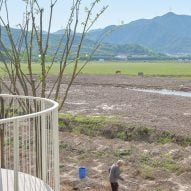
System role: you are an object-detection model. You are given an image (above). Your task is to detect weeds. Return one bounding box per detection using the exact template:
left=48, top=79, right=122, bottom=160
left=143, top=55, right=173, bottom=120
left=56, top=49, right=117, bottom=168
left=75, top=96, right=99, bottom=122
left=140, top=165, right=155, bottom=180
left=59, top=114, right=191, bottom=147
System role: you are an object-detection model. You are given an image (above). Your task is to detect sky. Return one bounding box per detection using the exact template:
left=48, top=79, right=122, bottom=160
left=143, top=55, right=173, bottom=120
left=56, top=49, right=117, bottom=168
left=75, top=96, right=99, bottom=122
left=1, top=0, right=191, bottom=32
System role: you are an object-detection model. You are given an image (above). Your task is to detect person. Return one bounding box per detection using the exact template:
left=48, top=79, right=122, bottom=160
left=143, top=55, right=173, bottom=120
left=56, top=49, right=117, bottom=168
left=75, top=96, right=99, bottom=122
left=109, top=160, right=125, bottom=191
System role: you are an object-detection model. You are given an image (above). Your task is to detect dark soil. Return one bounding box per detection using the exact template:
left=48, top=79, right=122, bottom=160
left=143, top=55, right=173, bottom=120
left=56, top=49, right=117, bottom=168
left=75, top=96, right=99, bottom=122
left=57, top=75, right=191, bottom=191
left=53, top=74, right=191, bottom=136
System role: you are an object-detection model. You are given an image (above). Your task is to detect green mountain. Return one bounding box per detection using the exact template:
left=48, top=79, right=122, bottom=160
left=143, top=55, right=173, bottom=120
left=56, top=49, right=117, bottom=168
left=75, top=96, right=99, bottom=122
left=1, top=12, right=191, bottom=60
left=87, top=12, right=191, bottom=54
left=0, top=26, right=161, bottom=61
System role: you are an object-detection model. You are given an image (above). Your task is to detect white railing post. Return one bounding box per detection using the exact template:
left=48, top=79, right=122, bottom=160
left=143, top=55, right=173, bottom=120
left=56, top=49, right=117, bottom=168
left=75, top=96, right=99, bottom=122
left=53, top=109, right=60, bottom=191
left=14, top=119, right=19, bottom=191
left=41, top=100, right=47, bottom=182
left=0, top=94, right=59, bottom=191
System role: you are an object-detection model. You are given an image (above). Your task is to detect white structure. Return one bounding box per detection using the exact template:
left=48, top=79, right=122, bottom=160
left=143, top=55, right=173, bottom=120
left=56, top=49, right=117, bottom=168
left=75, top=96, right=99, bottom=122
left=0, top=94, right=60, bottom=191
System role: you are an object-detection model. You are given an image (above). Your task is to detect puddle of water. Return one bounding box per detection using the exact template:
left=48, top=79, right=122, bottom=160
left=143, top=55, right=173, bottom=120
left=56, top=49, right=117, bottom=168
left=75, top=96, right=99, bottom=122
left=131, top=88, right=191, bottom=97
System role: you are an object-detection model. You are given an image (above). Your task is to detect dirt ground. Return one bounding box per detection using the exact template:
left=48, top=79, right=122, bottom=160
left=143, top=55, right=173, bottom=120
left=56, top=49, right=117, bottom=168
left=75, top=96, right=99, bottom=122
left=57, top=75, right=191, bottom=190
left=2, top=74, right=191, bottom=190
left=60, top=132, right=191, bottom=191
left=70, top=74, right=191, bottom=91
left=55, top=74, right=191, bottom=136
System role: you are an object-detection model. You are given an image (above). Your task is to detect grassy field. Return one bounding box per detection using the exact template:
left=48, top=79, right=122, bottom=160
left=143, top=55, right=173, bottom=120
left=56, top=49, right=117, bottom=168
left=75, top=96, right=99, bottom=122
left=1, top=61, right=191, bottom=76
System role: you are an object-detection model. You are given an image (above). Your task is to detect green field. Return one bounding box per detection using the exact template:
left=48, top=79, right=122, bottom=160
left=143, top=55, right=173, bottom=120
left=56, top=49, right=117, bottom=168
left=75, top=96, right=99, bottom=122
left=1, top=61, right=191, bottom=76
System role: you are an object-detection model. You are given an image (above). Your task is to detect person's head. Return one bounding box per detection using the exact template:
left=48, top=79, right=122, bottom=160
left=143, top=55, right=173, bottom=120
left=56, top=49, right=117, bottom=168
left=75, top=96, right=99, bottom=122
left=116, top=160, right=125, bottom=167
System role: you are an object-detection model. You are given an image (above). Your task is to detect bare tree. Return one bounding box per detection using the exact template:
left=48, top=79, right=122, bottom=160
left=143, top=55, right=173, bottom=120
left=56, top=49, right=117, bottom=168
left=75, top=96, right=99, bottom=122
left=0, top=0, right=108, bottom=110
left=0, top=0, right=108, bottom=177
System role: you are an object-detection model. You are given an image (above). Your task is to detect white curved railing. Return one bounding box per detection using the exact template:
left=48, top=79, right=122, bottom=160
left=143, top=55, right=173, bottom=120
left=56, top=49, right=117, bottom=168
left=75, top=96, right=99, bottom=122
left=0, top=94, right=60, bottom=191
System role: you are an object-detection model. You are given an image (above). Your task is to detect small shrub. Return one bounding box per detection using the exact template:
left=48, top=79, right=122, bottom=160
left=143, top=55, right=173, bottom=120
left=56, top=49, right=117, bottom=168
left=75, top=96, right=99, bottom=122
left=140, top=154, right=151, bottom=165
left=116, top=131, right=126, bottom=140
left=158, top=131, right=172, bottom=144
left=140, top=165, right=155, bottom=180
left=163, top=162, right=180, bottom=172
left=114, top=149, right=131, bottom=158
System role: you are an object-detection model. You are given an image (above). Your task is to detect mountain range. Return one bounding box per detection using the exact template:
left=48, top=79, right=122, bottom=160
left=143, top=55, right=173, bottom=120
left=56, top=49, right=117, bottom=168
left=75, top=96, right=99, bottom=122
left=1, top=12, right=191, bottom=61
left=0, top=26, right=161, bottom=61
left=87, top=12, right=191, bottom=55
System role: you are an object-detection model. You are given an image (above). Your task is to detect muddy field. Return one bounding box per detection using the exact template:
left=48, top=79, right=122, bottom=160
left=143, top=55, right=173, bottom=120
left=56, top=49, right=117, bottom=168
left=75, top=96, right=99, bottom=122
left=3, top=74, right=191, bottom=190
left=57, top=74, right=191, bottom=136
left=57, top=75, right=191, bottom=191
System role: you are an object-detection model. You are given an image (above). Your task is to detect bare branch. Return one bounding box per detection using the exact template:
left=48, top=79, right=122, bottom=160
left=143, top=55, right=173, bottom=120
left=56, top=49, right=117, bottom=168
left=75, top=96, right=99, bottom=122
left=0, top=0, right=108, bottom=110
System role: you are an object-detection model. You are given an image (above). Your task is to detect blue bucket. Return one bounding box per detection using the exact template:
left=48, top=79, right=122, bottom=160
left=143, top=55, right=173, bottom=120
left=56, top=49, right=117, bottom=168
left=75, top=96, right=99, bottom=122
left=79, top=167, right=86, bottom=179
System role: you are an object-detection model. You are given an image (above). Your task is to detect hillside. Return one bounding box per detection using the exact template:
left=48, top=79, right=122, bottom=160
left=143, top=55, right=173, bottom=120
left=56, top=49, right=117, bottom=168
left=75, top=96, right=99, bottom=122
left=0, top=26, right=161, bottom=61
left=1, top=12, right=191, bottom=59
left=87, top=12, right=191, bottom=54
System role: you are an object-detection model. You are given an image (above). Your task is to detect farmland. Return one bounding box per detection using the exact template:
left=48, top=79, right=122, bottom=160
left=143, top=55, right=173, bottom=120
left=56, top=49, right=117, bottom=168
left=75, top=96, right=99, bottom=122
left=56, top=73, right=191, bottom=190
left=1, top=61, right=191, bottom=76
left=1, top=61, right=191, bottom=190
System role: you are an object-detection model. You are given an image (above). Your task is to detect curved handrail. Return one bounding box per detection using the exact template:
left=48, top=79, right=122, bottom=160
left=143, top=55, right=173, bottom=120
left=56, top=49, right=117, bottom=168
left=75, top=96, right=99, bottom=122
left=0, top=94, right=59, bottom=124
left=0, top=94, right=60, bottom=191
